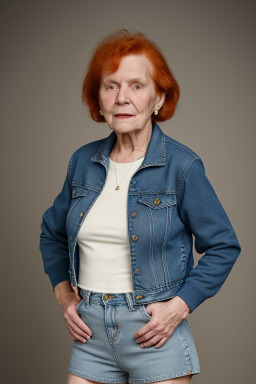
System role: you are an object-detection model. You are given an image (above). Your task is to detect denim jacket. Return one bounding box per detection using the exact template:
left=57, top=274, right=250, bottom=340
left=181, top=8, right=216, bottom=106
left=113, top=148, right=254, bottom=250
left=39, top=122, right=241, bottom=313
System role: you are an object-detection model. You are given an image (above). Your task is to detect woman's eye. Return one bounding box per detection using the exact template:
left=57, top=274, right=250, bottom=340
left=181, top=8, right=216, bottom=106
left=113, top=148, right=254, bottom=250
left=106, top=85, right=117, bottom=90
left=133, top=84, right=143, bottom=90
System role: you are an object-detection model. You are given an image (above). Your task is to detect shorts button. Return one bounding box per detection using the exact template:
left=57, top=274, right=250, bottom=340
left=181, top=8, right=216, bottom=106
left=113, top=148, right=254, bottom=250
left=187, top=370, right=192, bottom=374
left=135, top=268, right=140, bottom=274
left=136, top=295, right=143, bottom=300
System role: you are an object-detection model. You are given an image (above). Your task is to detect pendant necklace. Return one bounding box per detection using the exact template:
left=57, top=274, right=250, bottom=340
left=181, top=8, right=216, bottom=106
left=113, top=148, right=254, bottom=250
left=113, top=129, right=152, bottom=190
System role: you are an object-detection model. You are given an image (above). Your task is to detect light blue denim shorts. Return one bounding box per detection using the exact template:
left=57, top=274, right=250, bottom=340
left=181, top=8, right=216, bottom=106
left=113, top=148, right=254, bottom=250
left=68, top=289, right=200, bottom=383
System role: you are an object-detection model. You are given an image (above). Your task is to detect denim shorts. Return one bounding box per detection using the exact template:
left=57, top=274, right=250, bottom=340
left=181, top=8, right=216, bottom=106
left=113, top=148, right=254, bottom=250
left=68, top=289, right=200, bottom=383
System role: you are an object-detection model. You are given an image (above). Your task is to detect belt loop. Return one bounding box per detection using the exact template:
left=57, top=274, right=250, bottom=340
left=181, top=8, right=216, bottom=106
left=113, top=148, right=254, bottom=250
left=84, top=290, right=91, bottom=308
left=125, top=293, right=135, bottom=312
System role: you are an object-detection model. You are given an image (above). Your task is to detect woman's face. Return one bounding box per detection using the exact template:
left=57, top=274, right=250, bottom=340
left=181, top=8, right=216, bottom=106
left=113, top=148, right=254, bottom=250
left=98, top=54, right=165, bottom=133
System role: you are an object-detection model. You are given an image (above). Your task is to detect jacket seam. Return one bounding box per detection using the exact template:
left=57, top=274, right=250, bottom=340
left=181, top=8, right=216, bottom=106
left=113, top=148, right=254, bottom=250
left=178, top=157, right=202, bottom=204
left=165, top=138, right=200, bottom=158
left=67, top=151, right=76, bottom=185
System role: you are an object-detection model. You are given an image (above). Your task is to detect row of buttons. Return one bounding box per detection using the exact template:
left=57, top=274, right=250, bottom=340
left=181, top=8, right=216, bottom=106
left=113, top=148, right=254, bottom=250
left=103, top=293, right=144, bottom=301
left=69, top=197, right=162, bottom=301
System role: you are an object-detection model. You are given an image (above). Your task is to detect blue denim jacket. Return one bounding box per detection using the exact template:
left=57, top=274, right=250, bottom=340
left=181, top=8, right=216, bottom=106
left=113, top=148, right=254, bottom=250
left=39, top=122, right=241, bottom=313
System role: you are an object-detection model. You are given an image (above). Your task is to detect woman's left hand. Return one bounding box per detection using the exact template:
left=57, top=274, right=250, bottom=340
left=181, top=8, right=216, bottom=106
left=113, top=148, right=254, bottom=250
left=134, top=296, right=190, bottom=349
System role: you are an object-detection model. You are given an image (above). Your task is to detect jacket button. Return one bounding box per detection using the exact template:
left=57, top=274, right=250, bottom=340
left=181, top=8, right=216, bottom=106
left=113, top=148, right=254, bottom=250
left=187, top=370, right=192, bottom=375
left=70, top=236, right=73, bottom=240
left=131, top=212, right=136, bottom=217
left=79, top=212, right=84, bottom=218
left=69, top=253, right=71, bottom=258
left=135, top=268, right=140, bottom=274
left=136, top=295, right=143, bottom=300
left=132, top=234, right=138, bottom=241
left=154, top=197, right=161, bottom=205
left=72, top=189, right=76, bottom=196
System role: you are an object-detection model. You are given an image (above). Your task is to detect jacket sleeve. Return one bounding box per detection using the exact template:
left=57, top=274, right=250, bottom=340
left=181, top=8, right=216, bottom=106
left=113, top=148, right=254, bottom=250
left=176, top=157, right=241, bottom=313
left=39, top=152, right=75, bottom=291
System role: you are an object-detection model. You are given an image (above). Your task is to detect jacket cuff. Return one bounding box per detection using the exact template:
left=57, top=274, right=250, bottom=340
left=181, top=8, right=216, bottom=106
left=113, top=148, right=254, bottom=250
left=175, top=280, right=208, bottom=313
left=46, top=265, right=71, bottom=292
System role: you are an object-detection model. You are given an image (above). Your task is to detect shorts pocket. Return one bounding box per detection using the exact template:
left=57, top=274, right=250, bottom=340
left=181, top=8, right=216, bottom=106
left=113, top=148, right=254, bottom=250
left=75, top=299, right=84, bottom=315
left=139, top=304, right=152, bottom=321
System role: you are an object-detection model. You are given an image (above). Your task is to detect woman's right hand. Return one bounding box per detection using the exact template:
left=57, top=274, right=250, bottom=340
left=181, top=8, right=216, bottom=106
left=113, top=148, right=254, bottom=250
left=55, top=281, right=92, bottom=343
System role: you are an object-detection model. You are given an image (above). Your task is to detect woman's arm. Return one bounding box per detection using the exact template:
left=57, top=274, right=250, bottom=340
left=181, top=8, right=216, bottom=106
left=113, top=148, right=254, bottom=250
left=39, top=152, right=75, bottom=291
left=176, top=157, right=241, bottom=312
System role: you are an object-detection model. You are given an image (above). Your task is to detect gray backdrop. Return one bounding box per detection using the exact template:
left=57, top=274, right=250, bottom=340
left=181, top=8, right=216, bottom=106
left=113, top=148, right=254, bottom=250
left=1, top=0, right=255, bottom=383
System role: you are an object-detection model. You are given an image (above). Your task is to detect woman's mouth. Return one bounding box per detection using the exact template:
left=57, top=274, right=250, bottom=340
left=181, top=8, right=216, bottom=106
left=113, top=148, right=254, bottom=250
left=114, top=114, right=134, bottom=119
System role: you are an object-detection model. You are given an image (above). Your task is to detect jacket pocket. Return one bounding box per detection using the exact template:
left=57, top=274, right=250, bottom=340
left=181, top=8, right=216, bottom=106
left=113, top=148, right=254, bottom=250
left=137, top=194, right=177, bottom=286
left=66, top=184, right=90, bottom=226
left=138, top=194, right=176, bottom=209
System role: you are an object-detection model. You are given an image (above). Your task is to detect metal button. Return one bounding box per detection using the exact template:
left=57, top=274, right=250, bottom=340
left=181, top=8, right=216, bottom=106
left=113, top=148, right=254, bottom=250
left=187, top=370, right=192, bottom=375
left=69, top=253, right=71, bottom=258
left=154, top=197, right=161, bottom=205
left=131, top=235, right=138, bottom=241
left=131, top=212, right=136, bottom=217
left=79, top=212, right=84, bottom=218
left=103, top=294, right=115, bottom=301
left=72, top=189, right=76, bottom=196
left=70, top=236, right=72, bottom=240
left=136, top=295, right=143, bottom=300
left=135, top=268, right=140, bottom=274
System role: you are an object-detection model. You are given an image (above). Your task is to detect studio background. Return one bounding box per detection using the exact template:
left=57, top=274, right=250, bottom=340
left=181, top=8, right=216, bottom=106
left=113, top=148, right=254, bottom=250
left=1, top=0, right=255, bottom=383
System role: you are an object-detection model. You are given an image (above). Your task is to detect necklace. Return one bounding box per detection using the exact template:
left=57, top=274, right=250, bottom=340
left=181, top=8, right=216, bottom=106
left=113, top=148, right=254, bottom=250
left=113, top=128, right=152, bottom=190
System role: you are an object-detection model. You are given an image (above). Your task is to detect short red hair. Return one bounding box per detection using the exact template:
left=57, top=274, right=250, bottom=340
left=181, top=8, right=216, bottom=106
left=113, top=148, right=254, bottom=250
left=82, top=29, right=180, bottom=122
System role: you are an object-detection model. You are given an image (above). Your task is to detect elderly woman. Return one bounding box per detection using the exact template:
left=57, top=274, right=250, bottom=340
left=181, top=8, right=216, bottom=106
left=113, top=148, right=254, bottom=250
left=39, top=30, right=241, bottom=384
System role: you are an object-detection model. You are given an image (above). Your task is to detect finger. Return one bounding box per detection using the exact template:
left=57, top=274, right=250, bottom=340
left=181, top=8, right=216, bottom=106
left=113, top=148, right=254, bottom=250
left=134, top=322, right=153, bottom=339
left=66, top=323, right=88, bottom=343
left=140, top=334, right=162, bottom=348
left=66, top=316, right=91, bottom=340
left=154, top=336, right=169, bottom=349
left=69, top=311, right=93, bottom=337
left=135, top=329, right=156, bottom=343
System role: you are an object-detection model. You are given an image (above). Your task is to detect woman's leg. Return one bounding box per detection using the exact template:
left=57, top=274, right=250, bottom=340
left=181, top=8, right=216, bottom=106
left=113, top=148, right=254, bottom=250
left=67, top=374, right=193, bottom=384
left=153, top=375, right=193, bottom=384
left=67, top=374, right=128, bottom=384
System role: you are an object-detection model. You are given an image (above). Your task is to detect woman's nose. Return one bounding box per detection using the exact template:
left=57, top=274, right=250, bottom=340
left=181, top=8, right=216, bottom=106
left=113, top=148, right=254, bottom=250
left=115, top=86, right=130, bottom=104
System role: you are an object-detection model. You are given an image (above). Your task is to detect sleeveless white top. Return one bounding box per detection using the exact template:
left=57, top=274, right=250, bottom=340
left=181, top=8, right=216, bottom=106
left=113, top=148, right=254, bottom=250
left=77, top=155, right=144, bottom=293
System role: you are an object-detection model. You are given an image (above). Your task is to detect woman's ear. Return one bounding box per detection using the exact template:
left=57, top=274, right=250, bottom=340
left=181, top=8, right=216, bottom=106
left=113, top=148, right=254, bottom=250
left=158, top=92, right=166, bottom=109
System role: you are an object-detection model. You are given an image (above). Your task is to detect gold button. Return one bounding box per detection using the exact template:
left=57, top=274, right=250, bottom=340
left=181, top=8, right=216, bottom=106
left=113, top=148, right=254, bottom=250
left=132, top=235, right=138, bottom=241
left=135, top=269, right=140, bottom=274
left=70, top=236, right=72, bottom=240
left=72, top=189, right=76, bottom=196
left=131, top=212, right=136, bottom=217
left=103, top=294, right=115, bottom=301
left=79, top=212, right=84, bottom=218
left=136, top=295, right=143, bottom=300
left=154, top=197, right=161, bottom=205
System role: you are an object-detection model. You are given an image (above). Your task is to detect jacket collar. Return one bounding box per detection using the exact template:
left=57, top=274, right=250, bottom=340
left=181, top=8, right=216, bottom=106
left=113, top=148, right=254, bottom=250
left=91, top=122, right=166, bottom=169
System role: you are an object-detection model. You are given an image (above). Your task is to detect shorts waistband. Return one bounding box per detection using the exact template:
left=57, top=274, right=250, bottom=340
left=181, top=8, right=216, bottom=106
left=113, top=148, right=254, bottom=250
left=79, top=288, right=136, bottom=311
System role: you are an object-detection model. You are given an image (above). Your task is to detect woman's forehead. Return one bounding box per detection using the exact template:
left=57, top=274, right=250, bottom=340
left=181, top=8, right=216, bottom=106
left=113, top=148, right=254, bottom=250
left=102, top=54, right=154, bottom=80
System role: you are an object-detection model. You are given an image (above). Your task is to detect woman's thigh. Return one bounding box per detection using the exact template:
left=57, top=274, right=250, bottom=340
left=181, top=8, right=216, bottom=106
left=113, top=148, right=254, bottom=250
left=67, top=374, right=193, bottom=384
left=67, top=373, right=128, bottom=384
left=157, top=375, right=192, bottom=384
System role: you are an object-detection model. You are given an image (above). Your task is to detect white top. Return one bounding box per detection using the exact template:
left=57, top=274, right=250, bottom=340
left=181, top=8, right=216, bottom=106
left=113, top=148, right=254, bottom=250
left=77, top=155, right=145, bottom=293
